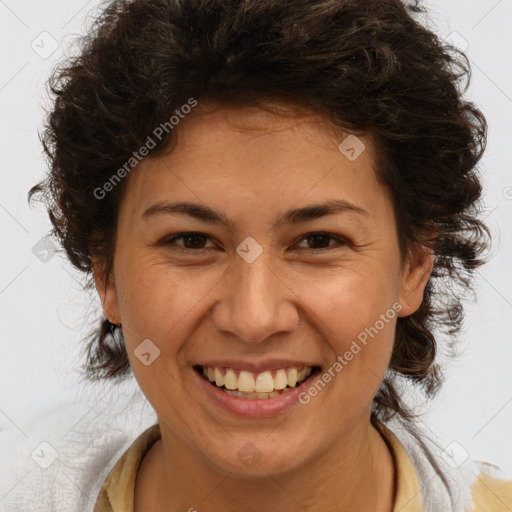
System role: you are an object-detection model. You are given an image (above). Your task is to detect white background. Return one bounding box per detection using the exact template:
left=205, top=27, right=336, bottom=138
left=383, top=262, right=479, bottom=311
left=1, top=0, right=511, bottom=480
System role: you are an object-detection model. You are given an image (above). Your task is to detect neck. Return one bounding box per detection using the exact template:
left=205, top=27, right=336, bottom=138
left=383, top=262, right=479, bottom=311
left=135, top=414, right=396, bottom=512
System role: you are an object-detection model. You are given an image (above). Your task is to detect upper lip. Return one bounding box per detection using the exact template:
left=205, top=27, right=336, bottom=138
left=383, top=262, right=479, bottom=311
left=194, top=359, right=321, bottom=372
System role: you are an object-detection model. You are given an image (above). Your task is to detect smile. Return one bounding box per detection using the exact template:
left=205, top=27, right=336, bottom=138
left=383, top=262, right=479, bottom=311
left=194, top=365, right=321, bottom=400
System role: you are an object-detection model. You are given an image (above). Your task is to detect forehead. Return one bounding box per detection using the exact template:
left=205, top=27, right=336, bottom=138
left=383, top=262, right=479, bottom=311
left=171, top=101, right=371, bottom=156
left=117, top=102, right=389, bottom=227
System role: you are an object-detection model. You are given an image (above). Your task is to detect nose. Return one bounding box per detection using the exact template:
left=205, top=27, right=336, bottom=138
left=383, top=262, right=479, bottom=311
left=211, top=253, right=300, bottom=343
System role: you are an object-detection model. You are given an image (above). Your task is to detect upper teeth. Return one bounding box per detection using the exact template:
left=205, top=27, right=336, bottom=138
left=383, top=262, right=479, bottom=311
left=202, top=366, right=313, bottom=393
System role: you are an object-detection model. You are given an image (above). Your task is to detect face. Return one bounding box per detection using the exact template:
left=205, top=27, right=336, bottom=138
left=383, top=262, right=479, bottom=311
left=94, top=103, right=433, bottom=477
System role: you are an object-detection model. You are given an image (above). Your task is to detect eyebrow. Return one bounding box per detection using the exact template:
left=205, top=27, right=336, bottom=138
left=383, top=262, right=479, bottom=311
left=142, top=199, right=369, bottom=229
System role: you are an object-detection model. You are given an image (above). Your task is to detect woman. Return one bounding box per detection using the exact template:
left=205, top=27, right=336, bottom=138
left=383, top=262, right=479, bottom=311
left=13, top=0, right=511, bottom=510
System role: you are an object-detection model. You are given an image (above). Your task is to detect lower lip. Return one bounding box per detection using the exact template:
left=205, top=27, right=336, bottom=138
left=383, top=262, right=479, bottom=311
left=193, top=367, right=320, bottom=418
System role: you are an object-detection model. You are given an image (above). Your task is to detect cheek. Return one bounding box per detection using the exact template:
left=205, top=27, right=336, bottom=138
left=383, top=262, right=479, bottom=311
left=294, top=267, right=398, bottom=383
left=114, top=255, right=220, bottom=347
left=298, top=264, right=399, bottom=333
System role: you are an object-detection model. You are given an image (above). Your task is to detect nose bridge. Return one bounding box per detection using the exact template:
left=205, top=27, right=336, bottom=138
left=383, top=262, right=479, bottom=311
left=212, top=251, right=299, bottom=343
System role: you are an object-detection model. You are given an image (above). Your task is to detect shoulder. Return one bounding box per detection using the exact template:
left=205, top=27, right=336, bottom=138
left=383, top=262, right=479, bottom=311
left=0, top=391, right=157, bottom=512
left=471, top=461, right=512, bottom=512
left=374, top=415, right=512, bottom=512
left=0, top=414, right=139, bottom=512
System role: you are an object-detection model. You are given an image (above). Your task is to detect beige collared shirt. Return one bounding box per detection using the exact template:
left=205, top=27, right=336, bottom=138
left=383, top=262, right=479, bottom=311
left=94, top=421, right=512, bottom=512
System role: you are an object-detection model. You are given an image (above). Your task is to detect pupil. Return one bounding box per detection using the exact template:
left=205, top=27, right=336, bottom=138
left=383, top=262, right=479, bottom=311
left=184, top=234, right=206, bottom=248
left=308, top=234, right=329, bottom=248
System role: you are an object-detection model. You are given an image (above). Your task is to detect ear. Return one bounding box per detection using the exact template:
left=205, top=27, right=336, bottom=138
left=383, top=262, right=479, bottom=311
left=91, top=255, right=121, bottom=325
left=397, top=242, right=435, bottom=317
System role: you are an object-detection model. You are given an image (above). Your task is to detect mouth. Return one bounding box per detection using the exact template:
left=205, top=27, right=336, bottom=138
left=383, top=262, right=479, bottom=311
left=193, top=364, right=322, bottom=400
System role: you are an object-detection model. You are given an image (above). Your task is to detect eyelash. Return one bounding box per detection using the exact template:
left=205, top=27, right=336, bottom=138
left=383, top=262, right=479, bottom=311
left=161, top=232, right=348, bottom=253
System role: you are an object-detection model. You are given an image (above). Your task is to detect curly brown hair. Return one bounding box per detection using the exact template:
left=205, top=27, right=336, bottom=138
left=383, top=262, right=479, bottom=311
left=29, top=0, right=490, bottom=425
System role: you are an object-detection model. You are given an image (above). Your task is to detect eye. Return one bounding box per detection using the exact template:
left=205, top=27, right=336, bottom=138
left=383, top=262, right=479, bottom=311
left=160, top=231, right=347, bottom=252
left=294, top=232, right=347, bottom=251
left=162, top=232, right=216, bottom=250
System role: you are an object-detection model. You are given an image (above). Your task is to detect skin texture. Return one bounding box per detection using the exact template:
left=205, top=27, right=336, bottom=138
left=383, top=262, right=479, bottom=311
left=93, top=103, right=434, bottom=511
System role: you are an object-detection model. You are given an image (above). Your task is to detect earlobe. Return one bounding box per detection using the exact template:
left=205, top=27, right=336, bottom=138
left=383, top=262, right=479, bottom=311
left=398, top=244, right=435, bottom=317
